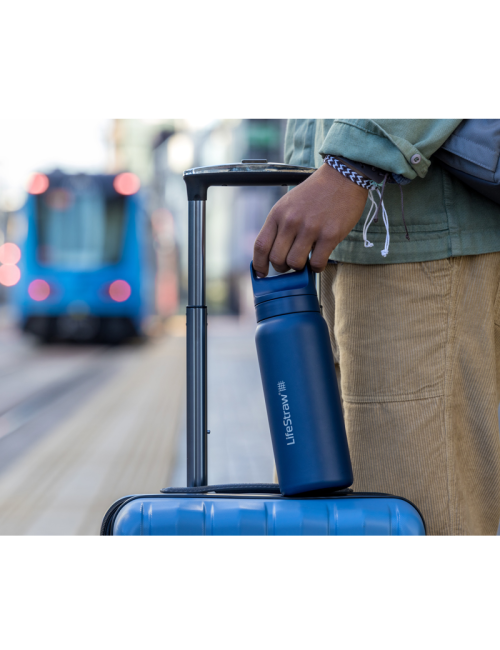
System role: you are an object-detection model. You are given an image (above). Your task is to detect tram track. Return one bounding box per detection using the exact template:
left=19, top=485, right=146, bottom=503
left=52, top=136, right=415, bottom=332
left=0, top=343, right=122, bottom=476
left=0, top=353, right=109, bottom=440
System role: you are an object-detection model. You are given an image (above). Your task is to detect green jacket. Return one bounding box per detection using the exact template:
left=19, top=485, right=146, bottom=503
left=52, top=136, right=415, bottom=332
left=284, top=119, right=500, bottom=264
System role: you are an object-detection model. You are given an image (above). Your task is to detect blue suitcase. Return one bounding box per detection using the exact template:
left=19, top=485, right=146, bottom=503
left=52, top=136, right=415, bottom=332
left=101, top=162, right=426, bottom=536
left=101, top=485, right=425, bottom=535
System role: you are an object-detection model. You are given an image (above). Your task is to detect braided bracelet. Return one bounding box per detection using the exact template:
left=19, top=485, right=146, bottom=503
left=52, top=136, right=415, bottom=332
left=324, top=155, right=375, bottom=189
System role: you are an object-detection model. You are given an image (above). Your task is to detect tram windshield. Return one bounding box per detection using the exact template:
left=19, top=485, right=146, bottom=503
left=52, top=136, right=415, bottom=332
left=36, top=188, right=126, bottom=269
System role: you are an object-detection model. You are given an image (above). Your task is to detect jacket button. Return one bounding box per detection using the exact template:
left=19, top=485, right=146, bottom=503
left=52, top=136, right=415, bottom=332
left=411, top=154, right=422, bottom=165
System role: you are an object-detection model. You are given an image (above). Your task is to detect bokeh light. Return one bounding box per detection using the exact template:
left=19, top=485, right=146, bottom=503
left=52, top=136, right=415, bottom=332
left=113, top=173, right=140, bottom=196
left=0, top=187, right=26, bottom=213
left=28, top=279, right=51, bottom=301
left=109, top=280, right=131, bottom=302
left=0, top=243, right=21, bottom=265
left=167, top=133, right=194, bottom=174
left=28, top=173, right=50, bottom=195
left=0, top=265, right=21, bottom=287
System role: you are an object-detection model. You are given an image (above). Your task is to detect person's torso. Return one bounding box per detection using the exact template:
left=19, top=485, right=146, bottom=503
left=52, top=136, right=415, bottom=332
left=285, top=119, right=500, bottom=264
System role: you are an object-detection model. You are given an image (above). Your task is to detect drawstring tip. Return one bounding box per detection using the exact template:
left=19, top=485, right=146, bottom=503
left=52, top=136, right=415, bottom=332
left=381, top=249, right=389, bottom=257
left=406, top=234, right=410, bottom=241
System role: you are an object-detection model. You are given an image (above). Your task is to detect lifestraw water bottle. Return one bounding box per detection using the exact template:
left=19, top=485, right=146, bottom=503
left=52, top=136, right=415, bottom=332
left=251, top=262, right=353, bottom=495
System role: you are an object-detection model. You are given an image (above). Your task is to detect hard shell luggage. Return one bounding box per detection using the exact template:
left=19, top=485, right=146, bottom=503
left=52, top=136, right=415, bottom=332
left=101, top=161, right=426, bottom=536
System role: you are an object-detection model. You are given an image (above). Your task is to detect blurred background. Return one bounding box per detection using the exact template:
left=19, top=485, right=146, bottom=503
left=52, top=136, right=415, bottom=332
left=0, top=118, right=288, bottom=534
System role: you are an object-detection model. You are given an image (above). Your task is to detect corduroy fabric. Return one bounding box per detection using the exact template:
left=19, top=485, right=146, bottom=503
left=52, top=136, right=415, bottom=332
left=321, top=254, right=500, bottom=535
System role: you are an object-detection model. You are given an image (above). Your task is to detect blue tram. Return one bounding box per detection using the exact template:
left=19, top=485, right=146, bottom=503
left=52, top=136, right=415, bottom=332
left=12, top=170, right=155, bottom=343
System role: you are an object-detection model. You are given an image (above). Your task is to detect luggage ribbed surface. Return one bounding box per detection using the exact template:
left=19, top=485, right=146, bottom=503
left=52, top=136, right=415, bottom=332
left=111, top=495, right=425, bottom=536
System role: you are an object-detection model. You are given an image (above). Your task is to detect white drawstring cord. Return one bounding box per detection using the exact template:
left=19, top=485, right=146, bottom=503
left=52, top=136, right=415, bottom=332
left=324, top=156, right=398, bottom=258
left=379, top=189, right=390, bottom=257
left=362, top=189, right=378, bottom=249
left=362, top=186, right=390, bottom=257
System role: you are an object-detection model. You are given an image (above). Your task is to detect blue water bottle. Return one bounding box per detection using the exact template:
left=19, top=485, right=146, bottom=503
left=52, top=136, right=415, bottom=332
left=251, top=262, right=353, bottom=495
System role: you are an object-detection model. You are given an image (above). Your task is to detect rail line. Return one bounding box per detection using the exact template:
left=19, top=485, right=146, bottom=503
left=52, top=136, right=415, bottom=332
left=0, top=345, right=119, bottom=475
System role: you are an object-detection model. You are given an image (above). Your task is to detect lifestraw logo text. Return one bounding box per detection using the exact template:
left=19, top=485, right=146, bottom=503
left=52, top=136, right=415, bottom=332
left=278, top=381, right=295, bottom=446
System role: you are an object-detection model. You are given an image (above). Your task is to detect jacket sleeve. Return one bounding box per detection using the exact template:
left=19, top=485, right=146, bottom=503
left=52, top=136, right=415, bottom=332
left=318, top=119, right=463, bottom=180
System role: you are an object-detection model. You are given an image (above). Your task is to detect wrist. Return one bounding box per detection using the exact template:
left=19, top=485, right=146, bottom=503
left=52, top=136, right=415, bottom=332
left=324, top=154, right=412, bottom=187
left=320, top=160, right=369, bottom=197
left=323, top=155, right=375, bottom=190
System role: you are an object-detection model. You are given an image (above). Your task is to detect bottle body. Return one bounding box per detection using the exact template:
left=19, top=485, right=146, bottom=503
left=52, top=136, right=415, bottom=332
left=256, top=311, right=353, bottom=495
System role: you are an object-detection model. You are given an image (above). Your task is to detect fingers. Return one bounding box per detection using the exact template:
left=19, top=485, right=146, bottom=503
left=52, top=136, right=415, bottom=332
left=253, top=216, right=278, bottom=277
left=309, top=238, right=337, bottom=273
left=268, top=223, right=298, bottom=274
left=254, top=211, right=334, bottom=277
left=255, top=212, right=307, bottom=276
left=282, top=229, right=317, bottom=272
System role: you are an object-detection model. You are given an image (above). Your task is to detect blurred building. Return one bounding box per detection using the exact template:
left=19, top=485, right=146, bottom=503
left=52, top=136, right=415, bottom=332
left=227, top=120, right=287, bottom=317
left=128, top=118, right=287, bottom=317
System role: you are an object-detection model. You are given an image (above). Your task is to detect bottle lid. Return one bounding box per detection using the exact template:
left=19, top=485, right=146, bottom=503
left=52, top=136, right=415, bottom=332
left=250, top=262, right=317, bottom=306
left=251, top=262, right=320, bottom=321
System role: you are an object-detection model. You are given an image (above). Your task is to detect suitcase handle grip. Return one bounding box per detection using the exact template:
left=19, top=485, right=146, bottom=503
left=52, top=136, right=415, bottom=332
left=183, top=162, right=315, bottom=200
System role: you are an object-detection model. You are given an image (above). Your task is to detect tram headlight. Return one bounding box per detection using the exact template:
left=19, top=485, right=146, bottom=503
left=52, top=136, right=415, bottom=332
left=28, top=279, right=51, bottom=301
left=109, top=280, right=131, bottom=302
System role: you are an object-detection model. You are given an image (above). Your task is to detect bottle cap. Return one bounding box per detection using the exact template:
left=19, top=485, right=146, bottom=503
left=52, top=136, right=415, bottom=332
left=250, top=262, right=317, bottom=306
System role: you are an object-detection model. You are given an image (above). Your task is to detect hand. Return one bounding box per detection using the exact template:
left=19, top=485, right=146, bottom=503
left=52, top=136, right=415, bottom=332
left=253, top=162, right=368, bottom=276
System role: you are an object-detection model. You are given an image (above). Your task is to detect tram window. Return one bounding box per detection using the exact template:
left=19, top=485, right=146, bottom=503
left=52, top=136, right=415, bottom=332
left=36, top=189, right=126, bottom=269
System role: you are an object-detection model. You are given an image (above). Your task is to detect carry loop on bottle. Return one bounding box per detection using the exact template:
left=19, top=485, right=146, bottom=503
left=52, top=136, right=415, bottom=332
left=101, top=161, right=426, bottom=536
left=252, top=261, right=353, bottom=495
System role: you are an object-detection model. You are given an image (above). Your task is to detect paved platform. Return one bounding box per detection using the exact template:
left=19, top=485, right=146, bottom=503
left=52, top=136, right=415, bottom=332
left=0, top=334, right=185, bottom=535
left=170, top=316, right=274, bottom=487
left=0, top=316, right=275, bottom=534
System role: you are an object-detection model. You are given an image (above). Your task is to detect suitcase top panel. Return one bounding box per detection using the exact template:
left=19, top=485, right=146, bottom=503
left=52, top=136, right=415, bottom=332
left=108, top=494, right=426, bottom=536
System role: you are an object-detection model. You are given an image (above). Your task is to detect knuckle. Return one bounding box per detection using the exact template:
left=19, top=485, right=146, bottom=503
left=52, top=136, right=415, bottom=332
left=286, top=254, right=306, bottom=271
left=281, top=212, right=301, bottom=232
left=301, top=222, right=320, bottom=239
left=310, top=261, right=326, bottom=273
left=253, top=238, right=269, bottom=256
left=269, top=252, right=284, bottom=267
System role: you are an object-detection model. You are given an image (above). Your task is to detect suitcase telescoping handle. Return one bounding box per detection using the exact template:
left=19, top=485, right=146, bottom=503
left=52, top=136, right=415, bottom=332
left=183, top=162, right=315, bottom=487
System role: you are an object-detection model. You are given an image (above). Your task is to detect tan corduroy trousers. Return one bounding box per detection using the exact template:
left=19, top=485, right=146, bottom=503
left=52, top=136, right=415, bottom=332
left=321, top=253, right=500, bottom=536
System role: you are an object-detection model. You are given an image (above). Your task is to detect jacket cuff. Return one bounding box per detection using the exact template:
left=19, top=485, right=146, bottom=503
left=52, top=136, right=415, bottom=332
left=318, top=120, right=431, bottom=180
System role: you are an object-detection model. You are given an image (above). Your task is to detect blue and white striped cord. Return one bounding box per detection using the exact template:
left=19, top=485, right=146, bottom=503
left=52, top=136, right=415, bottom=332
left=324, top=155, right=376, bottom=190
left=324, top=155, right=391, bottom=257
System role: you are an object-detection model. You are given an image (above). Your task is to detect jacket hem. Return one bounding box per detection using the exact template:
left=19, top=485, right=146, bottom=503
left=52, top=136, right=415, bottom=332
left=330, top=240, right=500, bottom=265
